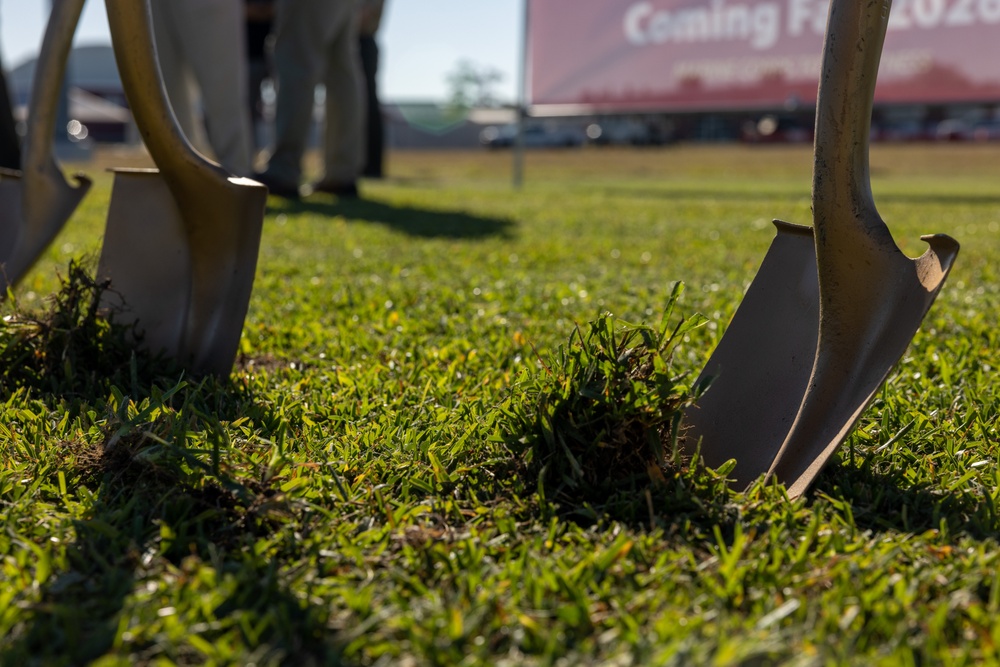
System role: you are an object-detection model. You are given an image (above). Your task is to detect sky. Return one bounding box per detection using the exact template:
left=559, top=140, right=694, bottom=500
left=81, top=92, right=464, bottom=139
left=0, top=0, right=524, bottom=103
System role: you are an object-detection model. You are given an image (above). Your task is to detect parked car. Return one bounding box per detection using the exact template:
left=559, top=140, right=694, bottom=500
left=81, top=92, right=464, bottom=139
left=479, top=123, right=585, bottom=148
left=586, top=119, right=655, bottom=146
left=964, top=121, right=1000, bottom=141
left=934, top=118, right=975, bottom=141
left=936, top=119, right=1000, bottom=141
left=870, top=120, right=934, bottom=142
left=932, top=118, right=1000, bottom=141
left=740, top=115, right=812, bottom=143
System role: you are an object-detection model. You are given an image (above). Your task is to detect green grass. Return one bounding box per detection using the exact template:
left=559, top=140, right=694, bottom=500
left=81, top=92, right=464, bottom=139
left=4, top=143, right=1000, bottom=665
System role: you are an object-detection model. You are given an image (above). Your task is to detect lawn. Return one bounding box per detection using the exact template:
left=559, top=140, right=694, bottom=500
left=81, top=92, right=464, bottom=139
left=4, top=143, right=1000, bottom=665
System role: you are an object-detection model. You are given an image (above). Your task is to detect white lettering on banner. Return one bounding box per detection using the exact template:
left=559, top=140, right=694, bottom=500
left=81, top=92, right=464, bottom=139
left=624, top=0, right=997, bottom=52
left=888, top=0, right=1000, bottom=29
left=624, top=0, right=782, bottom=50
left=672, top=49, right=931, bottom=87
left=673, top=54, right=823, bottom=85
left=787, top=0, right=826, bottom=36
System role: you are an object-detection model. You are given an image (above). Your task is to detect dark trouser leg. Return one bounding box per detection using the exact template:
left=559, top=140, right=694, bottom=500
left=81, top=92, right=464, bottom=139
left=359, top=35, right=383, bottom=178
left=0, top=57, right=21, bottom=170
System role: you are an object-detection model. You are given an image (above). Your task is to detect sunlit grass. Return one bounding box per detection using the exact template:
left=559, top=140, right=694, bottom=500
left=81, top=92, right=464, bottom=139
left=4, top=143, right=1000, bottom=664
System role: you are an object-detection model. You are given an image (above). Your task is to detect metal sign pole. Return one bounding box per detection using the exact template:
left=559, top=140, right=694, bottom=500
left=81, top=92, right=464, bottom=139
left=512, top=0, right=528, bottom=189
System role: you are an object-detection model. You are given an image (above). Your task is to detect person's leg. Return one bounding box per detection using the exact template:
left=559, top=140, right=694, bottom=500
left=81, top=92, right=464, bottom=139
left=172, top=0, right=254, bottom=176
left=0, top=54, right=20, bottom=170
left=262, top=0, right=337, bottom=187
left=149, top=1, right=204, bottom=151
left=358, top=35, right=383, bottom=178
left=246, top=13, right=273, bottom=142
left=316, top=3, right=364, bottom=189
left=247, top=57, right=269, bottom=149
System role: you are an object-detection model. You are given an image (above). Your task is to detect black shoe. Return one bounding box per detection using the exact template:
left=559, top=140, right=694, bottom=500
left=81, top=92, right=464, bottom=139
left=308, top=180, right=359, bottom=198
left=253, top=171, right=302, bottom=199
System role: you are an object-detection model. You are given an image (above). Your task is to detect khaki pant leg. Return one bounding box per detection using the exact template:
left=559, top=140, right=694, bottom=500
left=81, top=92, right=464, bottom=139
left=150, top=0, right=204, bottom=151
left=320, top=2, right=365, bottom=184
left=166, top=0, right=253, bottom=176
left=266, top=0, right=341, bottom=184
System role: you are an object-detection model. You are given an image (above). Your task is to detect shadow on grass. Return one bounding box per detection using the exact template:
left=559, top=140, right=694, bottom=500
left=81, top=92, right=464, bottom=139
left=810, top=461, right=1000, bottom=539
left=0, top=268, right=352, bottom=663
left=266, top=195, right=516, bottom=240
left=598, top=185, right=1000, bottom=208
left=0, top=410, right=350, bottom=666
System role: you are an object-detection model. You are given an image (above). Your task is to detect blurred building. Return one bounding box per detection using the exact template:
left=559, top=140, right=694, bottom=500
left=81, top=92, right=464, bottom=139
left=384, top=104, right=515, bottom=149
left=5, top=41, right=1000, bottom=148
left=8, top=44, right=130, bottom=143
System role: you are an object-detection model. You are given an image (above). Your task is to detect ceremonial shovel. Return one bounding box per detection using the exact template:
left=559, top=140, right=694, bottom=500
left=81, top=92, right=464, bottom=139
left=97, top=0, right=267, bottom=377
left=0, top=0, right=91, bottom=291
left=682, top=0, right=959, bottom=498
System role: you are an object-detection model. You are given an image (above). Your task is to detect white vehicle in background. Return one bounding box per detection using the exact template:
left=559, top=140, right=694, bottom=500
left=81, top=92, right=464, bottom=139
left=480, top=123, right=585, bottom=148
left=586, top=118, right=655, bottom=145
left=934, top=118, right=1000, bottom=142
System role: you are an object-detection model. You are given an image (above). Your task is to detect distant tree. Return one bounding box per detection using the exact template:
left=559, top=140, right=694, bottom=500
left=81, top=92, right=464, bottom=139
left=445, top=59, right=505, bottom=109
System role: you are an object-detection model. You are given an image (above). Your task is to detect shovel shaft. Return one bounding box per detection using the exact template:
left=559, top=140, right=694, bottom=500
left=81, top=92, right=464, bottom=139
left=812, top=0, right=892, bottom=249
left=23, top=0, right=85, bottom=176
left=3, top=0, right=91, bottom=290
left=765, top=0, right=959, bottom=497
left=104, top=0, right=224, bottom=184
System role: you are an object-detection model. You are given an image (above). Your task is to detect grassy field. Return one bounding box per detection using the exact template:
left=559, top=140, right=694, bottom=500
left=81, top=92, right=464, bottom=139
left=4, top=143, right=1000, bottom=665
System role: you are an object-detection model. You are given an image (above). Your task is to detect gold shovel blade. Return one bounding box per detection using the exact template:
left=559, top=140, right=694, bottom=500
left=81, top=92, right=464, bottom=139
left=0, top=168, right=91, bottom=291
left=768, top=233, right=958, bottom=498
left=682, top=220, right=818, bottom=488
left=95, top=164, right=267, bottom=378
left=96, top=169, right=190, bottom=362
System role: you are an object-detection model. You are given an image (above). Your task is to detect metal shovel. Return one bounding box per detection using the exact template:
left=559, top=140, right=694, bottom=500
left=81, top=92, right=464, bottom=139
left=765, top=0, right=959, bottom=498
left=96, top=0, right=267, bottom=378
left=0, top=0, right=92, bottom=291
left=683, top=0, right=959, bottom=498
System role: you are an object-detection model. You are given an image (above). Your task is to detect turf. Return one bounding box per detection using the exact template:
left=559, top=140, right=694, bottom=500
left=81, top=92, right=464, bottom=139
left=4, top=143, right=1000, bottom=665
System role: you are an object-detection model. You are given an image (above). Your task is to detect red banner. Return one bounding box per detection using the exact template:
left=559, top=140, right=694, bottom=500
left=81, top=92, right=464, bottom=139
left=528, top=0, right=1000, bottom=113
